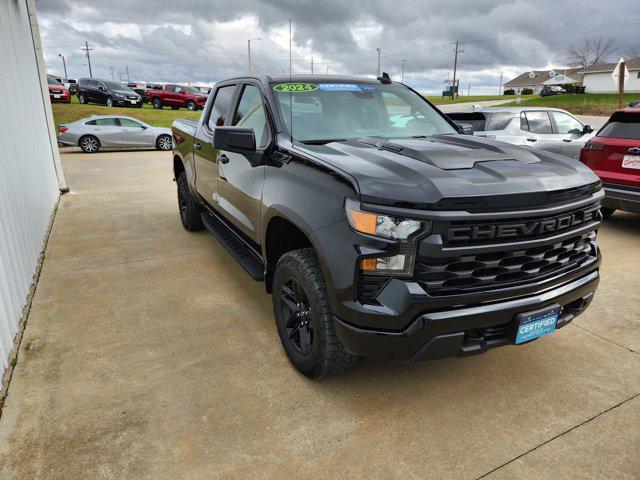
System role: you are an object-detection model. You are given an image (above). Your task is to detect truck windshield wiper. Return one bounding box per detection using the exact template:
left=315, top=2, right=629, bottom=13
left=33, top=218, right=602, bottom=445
left=300, top=138, right=349, bottom=145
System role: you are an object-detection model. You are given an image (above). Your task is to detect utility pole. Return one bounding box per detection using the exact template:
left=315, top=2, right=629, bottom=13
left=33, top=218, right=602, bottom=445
left=451, top=40, right=463, bottom=99
left=467, top=83, right=470, bottom=96
left=58, top=54, right=68, bottom=79
left=81, top=41, right=93, bottom=78
left=401, top=59, right=406, bottom=83
left=311, top=57, right=314, bottom=74
left=498, top=71, right=503, bottom=95
left=248, top=37, right=261, bottom=75
left=126, top=65, right=130, bottom=83
left=376, top=47, right=382, bottom=77
left=326, top=64, right=330, bottom=75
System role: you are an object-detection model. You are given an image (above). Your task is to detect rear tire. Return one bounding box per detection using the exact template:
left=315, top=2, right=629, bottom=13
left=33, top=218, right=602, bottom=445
left=272, top=249, right=357, bottom=379
left=602, top=207, right=615, bottom=219
left=152, top=98, right=162, bottom=109
left=79, top=135, right=100, bottom=153
left=176, top=172, right=204, bottom=231
left=156, top=134, right=172, bottom=151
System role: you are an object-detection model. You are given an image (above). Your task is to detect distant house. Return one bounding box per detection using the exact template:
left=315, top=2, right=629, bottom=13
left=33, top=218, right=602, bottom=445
left=503, top=69, right=582, bottom=94
left=581, top=58, right=640, bottom=93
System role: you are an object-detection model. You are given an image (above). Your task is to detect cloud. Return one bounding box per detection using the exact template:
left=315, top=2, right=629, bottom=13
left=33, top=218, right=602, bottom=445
left=37, top=0, right=640, bottom=92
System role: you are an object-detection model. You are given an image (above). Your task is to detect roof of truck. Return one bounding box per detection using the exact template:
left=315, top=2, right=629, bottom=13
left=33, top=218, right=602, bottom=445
left=220, top=74, right=390, bottom=85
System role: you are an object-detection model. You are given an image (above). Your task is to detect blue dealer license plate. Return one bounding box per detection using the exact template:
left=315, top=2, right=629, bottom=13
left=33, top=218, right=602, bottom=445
left=515, top=305, right=560, bottom=344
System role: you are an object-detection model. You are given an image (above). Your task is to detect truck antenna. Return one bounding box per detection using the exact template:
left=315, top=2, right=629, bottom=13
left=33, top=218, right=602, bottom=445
left=289, top=18, right=293, bottom=143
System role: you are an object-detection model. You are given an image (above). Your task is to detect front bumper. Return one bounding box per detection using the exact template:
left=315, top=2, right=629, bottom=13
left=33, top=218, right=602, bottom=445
left=50, top=94, right=71, bottom=103
left=115, top=98, right=142, bottom=107
left=334, top=270, right=599, bottom=361
left=603, top=182, right=640, bottom=213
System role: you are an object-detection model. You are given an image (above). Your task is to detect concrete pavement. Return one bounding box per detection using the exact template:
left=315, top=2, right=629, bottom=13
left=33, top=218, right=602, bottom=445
left=1, top=150, right=638, bottom=480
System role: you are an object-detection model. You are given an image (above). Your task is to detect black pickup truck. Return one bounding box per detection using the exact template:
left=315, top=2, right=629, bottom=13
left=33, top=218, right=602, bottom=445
left=172, top=74, right=603, bottom=379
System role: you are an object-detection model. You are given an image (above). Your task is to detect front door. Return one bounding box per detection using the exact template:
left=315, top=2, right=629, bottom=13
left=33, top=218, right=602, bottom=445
left=193, top=83, right=237, bottom=206
left=88, top=117, right=123, bottom=146
left=217, top=83, right=269, bottom=243
left=118, top=118, right=156, bottom=147
left=550, top=111, right=590, bottom=159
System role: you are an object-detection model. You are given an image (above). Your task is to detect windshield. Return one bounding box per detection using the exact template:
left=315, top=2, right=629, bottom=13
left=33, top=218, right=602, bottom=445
left=102, top=80, right=128, bottom=90
left=271, top=82, right=457, bottom=142
left=47, top=76, right=61, bottom=85
left=183, top=85, right=202, bottom=94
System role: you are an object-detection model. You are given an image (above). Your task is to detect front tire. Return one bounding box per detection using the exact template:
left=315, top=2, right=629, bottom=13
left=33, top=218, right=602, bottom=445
left=187, top=100, right=196, bottom=111
left=152, top=98, right=162, bottom=109
left=78, top=93, right=87, bottom=104
left=176, top=172, right=203, bottom=231
left=106, top=96, right=113, bottom=107
left=79, top=135, right=100, bottom=153
left=156, top=134, right=172, bottom=151
left=272, top=249, right=357, bottom=379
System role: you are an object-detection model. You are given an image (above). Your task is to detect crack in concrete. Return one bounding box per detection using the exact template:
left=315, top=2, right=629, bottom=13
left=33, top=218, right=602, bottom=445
left=572, top=323, right=638, bottom=355
left=474, top=391, right=640, bottom=479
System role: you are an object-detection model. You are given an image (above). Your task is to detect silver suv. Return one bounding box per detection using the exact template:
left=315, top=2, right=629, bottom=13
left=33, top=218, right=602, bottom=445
left=448, top=107, right=595, bottom=159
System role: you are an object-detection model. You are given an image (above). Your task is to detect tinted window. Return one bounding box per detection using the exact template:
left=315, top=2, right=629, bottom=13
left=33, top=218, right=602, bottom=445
left=599, top=113, right=640, bottom=139
left=234, top=85, right=269, bottom=148
left=86, top=118, right=117, bottom=126
left=88, top=80, right=98, bottom=87
left=119, top=118, right=143, bottom=128
left=208, top=85, right=236, bottom=129
left=487, top=112, right=516, bottom=131
left=166, top=85, right=176, bottom=92
left=524, top=111, right=553, bottom=134
left=47, top=76, right=60, bottom=85
left=552, top=112, right=583, bottom=134
left=447, top=113, right=487, bottom=131
left=175, top=86, right=183, bottom=93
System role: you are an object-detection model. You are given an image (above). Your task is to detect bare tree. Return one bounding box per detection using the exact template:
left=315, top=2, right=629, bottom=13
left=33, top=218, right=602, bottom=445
left=567, top=36, right=617, bottom=68
left=624, top=45, right=640, bottom=60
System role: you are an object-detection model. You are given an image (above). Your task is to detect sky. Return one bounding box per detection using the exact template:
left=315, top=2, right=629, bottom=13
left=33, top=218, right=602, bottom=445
left=37, top=0, right=640, bottom=95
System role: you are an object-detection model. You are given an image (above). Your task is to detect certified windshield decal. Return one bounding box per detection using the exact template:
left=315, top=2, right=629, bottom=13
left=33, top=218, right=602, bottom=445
left=318, top=84, right=377, bottom=91
left=273, top=83, right=318, bottom=92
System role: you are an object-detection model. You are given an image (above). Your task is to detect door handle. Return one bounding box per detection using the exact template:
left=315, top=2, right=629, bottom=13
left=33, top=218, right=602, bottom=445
left=218, top=154, right=230, bottom=164
left=193, top=142, right=201, bottom=150
left=562, top=139, right=572, bottom=143
left=526, top=138, right=537, bottom=142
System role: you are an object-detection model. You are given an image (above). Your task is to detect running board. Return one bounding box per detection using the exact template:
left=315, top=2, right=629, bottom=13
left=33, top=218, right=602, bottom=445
left=201, top=212, right=264, bottom=281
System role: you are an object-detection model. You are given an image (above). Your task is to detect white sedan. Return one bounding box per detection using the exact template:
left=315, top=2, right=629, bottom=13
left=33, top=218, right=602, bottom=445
left=57, top=115, right=173, bottom=153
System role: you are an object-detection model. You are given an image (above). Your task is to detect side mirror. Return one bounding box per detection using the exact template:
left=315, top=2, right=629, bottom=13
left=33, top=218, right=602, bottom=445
left=140, top=125, right=147, bottom=129
left=457, top=123, right=474, bottom=135
left=582, top=125, right=593, bottom=134
left=213, top=127, right=256, bottom=155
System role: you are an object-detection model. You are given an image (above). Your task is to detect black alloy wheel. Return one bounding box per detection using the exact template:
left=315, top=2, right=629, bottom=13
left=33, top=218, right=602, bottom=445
left=280, top=278, right=314, bottom=355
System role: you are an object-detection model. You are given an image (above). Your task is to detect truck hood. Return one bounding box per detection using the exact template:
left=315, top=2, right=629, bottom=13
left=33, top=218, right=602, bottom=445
left=295, top=134, right=600, bottom=207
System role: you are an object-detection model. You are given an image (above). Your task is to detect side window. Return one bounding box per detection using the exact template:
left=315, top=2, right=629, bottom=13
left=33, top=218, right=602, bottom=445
left=175, top=86, right=183, bottom=94
left=119, top=118, right=143, bottom=128
left=85, top=120, right=96, bottom=125
left=487, top=113, right=516, bottom=131
left=234, top=84, right=269, bottom=148
left=207, top=85, right=236, bottom=129
left=88, top=80, right=98, bottom=87
left=94, top=118, right=117, bottom=126
left=166, top=85, right=176, bottom=92
left=552, top=112, right=583, bottom=134
left=524, top=111, right=553, bottom=134
left=520, top=113, right=529, bottom=131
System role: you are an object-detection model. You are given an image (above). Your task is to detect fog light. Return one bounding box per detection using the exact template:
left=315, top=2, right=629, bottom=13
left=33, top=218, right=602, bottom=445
left=360, top=254, right=413, bottom=276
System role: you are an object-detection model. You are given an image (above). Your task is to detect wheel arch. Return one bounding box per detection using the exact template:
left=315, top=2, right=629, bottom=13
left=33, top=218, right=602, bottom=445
left=173, top=153, right=185, bottom=179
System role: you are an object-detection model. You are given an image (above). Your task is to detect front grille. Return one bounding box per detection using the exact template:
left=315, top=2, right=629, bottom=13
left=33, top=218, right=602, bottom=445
left=50, top=90, right=63, bottom=94
left=415, top=231, right=597, bottom=295
left=126, top=95, right=138, bottom=100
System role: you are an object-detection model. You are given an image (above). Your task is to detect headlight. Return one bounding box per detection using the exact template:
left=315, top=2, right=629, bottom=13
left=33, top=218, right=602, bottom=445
left=115, top=93, right=124, bottom=98
left=346, top=208, right=427, bottom=240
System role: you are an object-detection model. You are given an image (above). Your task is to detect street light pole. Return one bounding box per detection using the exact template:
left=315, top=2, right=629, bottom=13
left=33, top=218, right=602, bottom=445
left=58, top=54, right=67, bottom=79
left=248, top=37, right=261, bottom=75
left=401, top=59, right=406, bottom=83
left=376, top=48, right=382, bottom=77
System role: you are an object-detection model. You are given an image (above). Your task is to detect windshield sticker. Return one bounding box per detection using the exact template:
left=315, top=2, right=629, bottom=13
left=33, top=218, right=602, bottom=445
left=318, top=84, right=377, bottom=91
left=273, top=83, right=318, bottom=92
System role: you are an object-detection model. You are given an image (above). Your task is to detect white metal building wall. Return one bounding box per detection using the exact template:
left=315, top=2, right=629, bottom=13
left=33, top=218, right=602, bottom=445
left=0, top=0, right=61, bottom=375
left=583, top=71, right=640, bottom=93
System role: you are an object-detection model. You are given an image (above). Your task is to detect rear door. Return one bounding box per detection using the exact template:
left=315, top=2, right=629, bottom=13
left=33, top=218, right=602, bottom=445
left=85, top=79, right=99, bottom=102
left=550, top=111, right=589, bottom=159
left=85, top=117, right=123, bottom=146
left=193, top=83, right=238, bottom=206
left=165, top=85, right=178, bottom=106
left=217, top=82, right=270, bottom=243
left=118, top=117, right=156, bottom=147
left=520, top=111, right=561, bottom=154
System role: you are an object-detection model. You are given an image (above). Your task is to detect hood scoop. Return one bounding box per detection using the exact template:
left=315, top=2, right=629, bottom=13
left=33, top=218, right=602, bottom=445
left=357, top=135, right=541, bottom=170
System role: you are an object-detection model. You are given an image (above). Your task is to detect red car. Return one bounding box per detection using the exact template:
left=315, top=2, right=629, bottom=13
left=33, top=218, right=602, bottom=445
left=579, top=108, right=640, bottom=218
left=47, top=75, right=71, bottom=103
left=145, top=84, right=208, bottom=111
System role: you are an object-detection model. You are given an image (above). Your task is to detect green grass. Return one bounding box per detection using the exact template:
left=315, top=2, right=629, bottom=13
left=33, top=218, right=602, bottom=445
left=499, top=93, right=640, bottom=116
left=425, top=95, right=534, bottom=105
left=52, top=96, right=201, bottom=128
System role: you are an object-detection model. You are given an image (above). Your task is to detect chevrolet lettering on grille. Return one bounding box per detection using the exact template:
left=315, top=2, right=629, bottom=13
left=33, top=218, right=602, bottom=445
left=445, top=204, right=601, bottom=243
